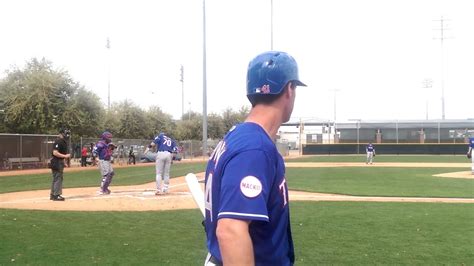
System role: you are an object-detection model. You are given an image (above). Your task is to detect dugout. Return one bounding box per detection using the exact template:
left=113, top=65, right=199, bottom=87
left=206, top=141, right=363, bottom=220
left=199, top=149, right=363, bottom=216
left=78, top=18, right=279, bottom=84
left=0, top=133, right=57, bottom=170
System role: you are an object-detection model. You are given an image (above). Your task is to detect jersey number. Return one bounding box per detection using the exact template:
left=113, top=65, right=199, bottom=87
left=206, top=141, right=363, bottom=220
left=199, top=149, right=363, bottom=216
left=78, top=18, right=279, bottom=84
left=204, top=173, right=213, bottom=221
left=162, top=138, right=172, bottom=146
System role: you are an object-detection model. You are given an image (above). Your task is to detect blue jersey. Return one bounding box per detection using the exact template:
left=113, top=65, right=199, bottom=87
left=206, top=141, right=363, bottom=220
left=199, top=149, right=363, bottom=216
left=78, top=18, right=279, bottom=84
left=366, top=144, right=375, bottom=152
left=204, top=122, right=294, bottom=265
left=469, top=138, right=474, bottom=148
left=93, top=140, right=112, bottom=160
left=153, top=133, right=176, bottom=152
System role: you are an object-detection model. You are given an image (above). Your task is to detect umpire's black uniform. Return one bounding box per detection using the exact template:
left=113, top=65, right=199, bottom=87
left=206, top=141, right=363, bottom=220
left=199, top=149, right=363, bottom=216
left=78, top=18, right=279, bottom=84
left=50, top=130, right=70, bottom=201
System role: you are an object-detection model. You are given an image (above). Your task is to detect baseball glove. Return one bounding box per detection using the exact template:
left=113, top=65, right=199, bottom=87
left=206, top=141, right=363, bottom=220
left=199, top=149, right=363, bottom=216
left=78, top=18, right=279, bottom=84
left=108, top=143, right=117, bottom=150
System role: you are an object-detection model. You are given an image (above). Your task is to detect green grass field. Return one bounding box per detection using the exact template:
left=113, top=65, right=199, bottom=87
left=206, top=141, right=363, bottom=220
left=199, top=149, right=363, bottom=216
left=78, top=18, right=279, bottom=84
left=1, top=202, right=472, bottom=265
left=287, top=154, right=470, bottom=163
left=288, top=167, right=474, bottom=198
left=0, top=156, right=473, bottom=265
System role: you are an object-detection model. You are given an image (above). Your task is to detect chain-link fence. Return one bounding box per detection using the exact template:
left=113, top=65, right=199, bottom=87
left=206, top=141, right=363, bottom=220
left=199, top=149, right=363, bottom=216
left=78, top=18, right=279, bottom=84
left=0, top=133, right=57, bottom=170
left=0, top=133, right=291, bottom=171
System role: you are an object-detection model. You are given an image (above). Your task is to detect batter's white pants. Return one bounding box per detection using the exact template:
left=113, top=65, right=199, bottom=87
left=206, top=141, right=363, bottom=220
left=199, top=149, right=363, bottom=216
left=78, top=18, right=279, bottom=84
left=155, top=151, right=173, bottom=192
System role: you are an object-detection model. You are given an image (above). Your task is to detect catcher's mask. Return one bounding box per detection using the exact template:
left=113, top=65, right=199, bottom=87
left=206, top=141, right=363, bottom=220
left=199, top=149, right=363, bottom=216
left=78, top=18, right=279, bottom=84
left=59, top=129, right=71, bottom=140
left=101, top=131, right=113, bottom=143
left=246, top=51, right=306, bottom=101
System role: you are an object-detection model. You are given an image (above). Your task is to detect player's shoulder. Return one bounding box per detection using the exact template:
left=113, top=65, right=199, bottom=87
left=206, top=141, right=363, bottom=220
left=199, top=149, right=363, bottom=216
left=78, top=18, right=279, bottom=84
left=225, top=122, right=275, bottom=152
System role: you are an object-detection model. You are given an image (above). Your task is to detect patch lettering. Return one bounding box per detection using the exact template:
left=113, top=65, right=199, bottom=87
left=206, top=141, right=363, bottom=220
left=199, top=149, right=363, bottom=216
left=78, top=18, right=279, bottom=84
left=240, top=176, right=262, bottom=198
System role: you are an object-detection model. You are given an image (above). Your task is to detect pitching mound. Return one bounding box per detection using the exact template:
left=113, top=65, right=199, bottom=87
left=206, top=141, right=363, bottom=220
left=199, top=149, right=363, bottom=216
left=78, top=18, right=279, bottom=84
left=433, top=171, right=474, bottom=179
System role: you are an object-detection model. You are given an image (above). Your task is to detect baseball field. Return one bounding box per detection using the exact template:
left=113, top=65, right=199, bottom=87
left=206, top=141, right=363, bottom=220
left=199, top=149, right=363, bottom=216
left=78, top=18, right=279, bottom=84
left=0, top=155, right=473, bottom=265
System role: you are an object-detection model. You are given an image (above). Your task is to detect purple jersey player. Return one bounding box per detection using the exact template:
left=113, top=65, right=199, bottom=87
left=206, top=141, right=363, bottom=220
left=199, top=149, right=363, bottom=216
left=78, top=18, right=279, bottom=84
left=204, top=51, right=307, bottom=265
left=93, top=131, right=115, bottom=194
left=366, top=142, right=375, bottom=164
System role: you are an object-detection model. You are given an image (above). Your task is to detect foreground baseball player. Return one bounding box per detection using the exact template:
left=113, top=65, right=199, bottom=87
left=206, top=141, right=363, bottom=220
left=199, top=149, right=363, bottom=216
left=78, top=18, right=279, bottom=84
left=146, top=132, right=177, bottom=195
left=204, top=51, right=306, bottom=265
left=468, top=137, right=474, bottom=174
left=93, top=131, right=116, bottom=194
left=366, top=142, right=375, bottom=164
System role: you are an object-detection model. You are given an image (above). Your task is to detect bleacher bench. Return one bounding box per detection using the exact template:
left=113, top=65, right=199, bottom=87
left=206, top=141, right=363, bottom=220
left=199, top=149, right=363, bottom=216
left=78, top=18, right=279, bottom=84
left=7, top=157, right=44, bottom=170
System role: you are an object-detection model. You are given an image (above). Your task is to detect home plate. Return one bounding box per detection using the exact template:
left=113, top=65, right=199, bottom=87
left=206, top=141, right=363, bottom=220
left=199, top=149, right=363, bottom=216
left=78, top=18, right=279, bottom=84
left=143, top=191, right=156, bottom=196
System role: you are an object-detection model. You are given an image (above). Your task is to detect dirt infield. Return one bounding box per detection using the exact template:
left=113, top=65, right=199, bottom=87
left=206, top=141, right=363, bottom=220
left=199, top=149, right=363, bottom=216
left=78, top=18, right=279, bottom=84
left=0, top=162, right=472, bottom=212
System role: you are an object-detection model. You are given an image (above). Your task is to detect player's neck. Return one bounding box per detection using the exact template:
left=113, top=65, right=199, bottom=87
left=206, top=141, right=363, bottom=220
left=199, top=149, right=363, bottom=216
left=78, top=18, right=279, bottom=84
left=245, top=105, right=284, bottom=140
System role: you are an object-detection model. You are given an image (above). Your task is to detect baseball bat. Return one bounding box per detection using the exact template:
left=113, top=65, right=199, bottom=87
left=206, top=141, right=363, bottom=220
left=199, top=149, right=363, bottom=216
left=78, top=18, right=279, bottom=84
left=186, top=173, right=220, bottom=266
left=185, top=173, right=205, bottom=217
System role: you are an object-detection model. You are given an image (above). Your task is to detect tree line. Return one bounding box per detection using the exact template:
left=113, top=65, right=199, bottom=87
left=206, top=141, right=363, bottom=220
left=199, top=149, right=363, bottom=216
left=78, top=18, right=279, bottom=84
left=0, top=58, right=249, bottom=141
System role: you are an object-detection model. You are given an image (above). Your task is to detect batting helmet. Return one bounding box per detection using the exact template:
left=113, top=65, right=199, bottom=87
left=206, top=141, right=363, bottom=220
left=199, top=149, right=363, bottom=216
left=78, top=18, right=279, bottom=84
left=101, top=131, right=113, bottom=142
left=246, top=51, right=306, bottom=99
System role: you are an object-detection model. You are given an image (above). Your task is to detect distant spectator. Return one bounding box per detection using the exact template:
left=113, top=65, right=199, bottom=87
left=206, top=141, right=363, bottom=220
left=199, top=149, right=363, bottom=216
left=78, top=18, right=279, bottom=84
left=90, top=143, right=96, bottom=166
left=81, top=146, right=88, bottom=167
left=128, top=147, right=136, bottom=165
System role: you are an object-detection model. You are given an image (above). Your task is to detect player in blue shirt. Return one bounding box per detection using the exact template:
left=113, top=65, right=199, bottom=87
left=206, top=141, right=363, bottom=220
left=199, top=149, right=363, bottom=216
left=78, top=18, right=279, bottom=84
left=468, top=137, right=474, bottom=174
left=204, top=51, right=306, bottom=265
left=366, top=142, right=375, bottom=164
left=147, top=132, right=177, bottom=195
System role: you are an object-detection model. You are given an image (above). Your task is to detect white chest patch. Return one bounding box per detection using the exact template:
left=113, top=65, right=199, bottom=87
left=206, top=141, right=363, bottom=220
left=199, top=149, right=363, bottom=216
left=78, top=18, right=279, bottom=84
left=240, top=176, right=262, bottom=198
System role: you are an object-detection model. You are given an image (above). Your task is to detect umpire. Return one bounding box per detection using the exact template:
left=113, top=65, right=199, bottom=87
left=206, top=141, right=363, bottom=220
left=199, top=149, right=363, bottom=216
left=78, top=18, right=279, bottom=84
left=50, top=128, right=71, bottom=201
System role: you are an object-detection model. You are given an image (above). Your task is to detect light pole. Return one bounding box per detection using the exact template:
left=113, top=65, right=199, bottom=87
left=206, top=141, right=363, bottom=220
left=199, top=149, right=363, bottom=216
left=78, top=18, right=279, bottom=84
left=180, top=65, right=184, bottom=119
left=433, top=16, right=451, bottom=120
left=331, top=89, right=340, bottom=143
left=349, top=118, right=361, bottom=153
left=422, top=79, right=433, bottom=120
left=202, top=0, right=208, bottom=157
left=106, top=38, right=111, bottom=110
left=298, top=118, right=302, bottom=156
left=270, top=0, right=274, bottom=50
left=188, top=102, right=191, bottom=120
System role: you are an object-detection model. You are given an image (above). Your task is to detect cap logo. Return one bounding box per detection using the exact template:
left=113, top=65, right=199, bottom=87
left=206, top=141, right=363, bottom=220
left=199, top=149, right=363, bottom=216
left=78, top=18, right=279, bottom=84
left=256, top=84, right=270, bottom=94
left=240, top=175, right=262, bottom=198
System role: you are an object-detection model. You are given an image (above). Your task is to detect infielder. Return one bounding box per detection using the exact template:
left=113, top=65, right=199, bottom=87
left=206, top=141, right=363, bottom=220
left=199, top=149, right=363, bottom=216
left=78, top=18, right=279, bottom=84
left=366, top=142, right=375, bottom=164
left=204, top=51, right=307, bottom=265
left=468, top=137, right=474, bottom=174
left=93, top=131, right=115, bottom=194
left=147, top=132, right=177, bottom=195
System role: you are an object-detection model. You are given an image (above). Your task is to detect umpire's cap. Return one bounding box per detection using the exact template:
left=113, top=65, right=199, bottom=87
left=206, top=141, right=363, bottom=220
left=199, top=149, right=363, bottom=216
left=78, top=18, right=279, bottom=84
left=246, top=51, right=306, bottom=100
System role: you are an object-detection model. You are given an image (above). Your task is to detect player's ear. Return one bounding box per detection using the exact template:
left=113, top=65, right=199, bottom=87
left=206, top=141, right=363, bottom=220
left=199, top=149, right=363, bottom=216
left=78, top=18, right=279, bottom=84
left=284, top=82, right=295, bottom=99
